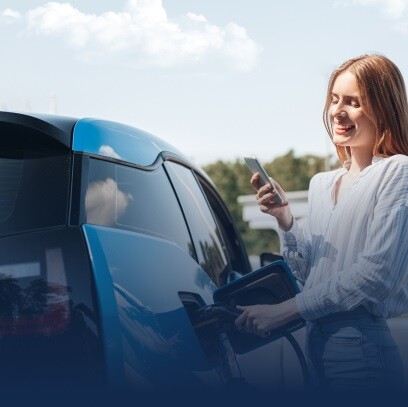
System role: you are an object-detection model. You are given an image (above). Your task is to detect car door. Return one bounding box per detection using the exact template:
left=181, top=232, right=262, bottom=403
left=164, top=161, right=300, bottom=390
left=79, top=155, right=305, bottom=391
left=78, top=156, right=239, bottom=390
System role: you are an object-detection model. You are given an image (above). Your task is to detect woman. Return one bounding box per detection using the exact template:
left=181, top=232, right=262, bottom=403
left=235, top=54, right=408, bottom=391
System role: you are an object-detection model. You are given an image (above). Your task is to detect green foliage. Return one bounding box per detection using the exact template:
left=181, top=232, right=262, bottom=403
left=203, top=150, right=335, bottom=256
left=204, top=159, right=253, bottom=228
left=264, top=150, right=327, bottom=191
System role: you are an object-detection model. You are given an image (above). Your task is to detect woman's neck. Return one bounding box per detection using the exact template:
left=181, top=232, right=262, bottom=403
left=347, top=148, right=373, bottom=174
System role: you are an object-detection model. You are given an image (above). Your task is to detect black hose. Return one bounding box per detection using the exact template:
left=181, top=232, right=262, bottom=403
left=284, top=332, right=310, bottom=389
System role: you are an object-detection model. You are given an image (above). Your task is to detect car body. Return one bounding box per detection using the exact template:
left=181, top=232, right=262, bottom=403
left=0, top=112, right=305, bottom=393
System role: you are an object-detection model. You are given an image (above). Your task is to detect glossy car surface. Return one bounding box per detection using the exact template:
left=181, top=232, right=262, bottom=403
left=0, top=112, right=304, bottom=392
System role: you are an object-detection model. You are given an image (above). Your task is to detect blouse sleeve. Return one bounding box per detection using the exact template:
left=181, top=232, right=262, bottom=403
left=279, top=220, right=311, bottom=285
left=278, top=175, right=318, bottom=285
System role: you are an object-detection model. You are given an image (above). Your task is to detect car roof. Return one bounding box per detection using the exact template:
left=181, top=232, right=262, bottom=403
left=0, top=111, right=190, bottom=168
left=72, top=117, right=188, bottom=168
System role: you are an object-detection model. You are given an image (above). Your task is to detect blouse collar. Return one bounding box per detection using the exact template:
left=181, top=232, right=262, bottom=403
left=342, top=155, right=385, bottom=170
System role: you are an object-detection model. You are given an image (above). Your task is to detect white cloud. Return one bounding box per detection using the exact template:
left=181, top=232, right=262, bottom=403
left=358, top=0, right=408, bottom=18
left=187, top=12, right=208, bottom=23
left=2, top=0, right=262, bottom=71
left=1, top=8, right=21, bottom=22
left=85, top=178, right=133, bottom=226
left=336, top=0, right=408, bottom=18
left=383, top=0, right=408, bottom=17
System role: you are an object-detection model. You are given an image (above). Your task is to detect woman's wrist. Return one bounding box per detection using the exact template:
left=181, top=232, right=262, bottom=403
left=283, top=297, right=301, bottom=323
left=278, top=212, right=294, bottom=232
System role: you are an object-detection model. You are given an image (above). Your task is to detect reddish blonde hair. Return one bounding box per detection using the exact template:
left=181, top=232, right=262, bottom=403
left=323, top=54, right=408, bottom=164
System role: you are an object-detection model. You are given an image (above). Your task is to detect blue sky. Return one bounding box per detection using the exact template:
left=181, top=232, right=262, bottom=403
left=1, top=0, right=408, bottom=166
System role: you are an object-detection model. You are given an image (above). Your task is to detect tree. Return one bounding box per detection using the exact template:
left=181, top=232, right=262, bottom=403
left=264, top=150, right=327, bottom=191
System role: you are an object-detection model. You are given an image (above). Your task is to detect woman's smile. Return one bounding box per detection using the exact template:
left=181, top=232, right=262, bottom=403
left=333, top=123, right=355, bottom=135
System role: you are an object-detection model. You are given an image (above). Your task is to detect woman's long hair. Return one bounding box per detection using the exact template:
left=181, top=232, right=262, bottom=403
left=323, top=54, right=408, bottom=165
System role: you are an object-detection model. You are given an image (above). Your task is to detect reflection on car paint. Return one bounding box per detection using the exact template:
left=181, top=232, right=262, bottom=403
left=0, top=247, right=72, bottom=335
left=0, top=276, right=70, bottom=335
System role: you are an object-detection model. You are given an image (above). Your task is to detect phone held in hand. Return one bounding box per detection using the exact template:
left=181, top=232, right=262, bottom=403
left=244, top=156, right=283, bottom=204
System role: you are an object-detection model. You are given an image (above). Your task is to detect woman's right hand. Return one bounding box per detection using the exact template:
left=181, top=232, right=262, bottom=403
left=251, top=173, right=293, bottom=231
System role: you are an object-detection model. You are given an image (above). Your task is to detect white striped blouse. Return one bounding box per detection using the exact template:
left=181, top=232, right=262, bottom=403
left=279, top=154, right=408, bottom=321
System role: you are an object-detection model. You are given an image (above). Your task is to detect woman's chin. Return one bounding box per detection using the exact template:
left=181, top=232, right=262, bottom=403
left=333, top=138, right=350, bottom=147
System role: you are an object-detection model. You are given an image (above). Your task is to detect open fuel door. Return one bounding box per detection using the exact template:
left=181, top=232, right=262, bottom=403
left=186, top=260, right=305, bottom=355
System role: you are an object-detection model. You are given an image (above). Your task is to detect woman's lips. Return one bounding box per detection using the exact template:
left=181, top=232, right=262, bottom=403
left=334, top=124, right=355, bottom=135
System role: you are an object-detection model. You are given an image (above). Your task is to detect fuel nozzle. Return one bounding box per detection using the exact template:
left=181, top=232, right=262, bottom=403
left=192, top=303, right=241, bottom=331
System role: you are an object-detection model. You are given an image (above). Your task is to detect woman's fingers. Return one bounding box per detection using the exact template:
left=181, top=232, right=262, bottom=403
left=250, top=173, right=261, bottom=190
left=234, top=306, right=248, bottom=330
left=235, top=305, right=256, bottom=333
left=258, top=190, right=275, bottom=205
left=234, top=305, right=267, bottom=337
left=251, top=175, right=288, bottom=206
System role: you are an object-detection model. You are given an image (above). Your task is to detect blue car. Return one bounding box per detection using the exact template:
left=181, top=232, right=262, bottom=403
left=0, top=112, right=305, bottom=393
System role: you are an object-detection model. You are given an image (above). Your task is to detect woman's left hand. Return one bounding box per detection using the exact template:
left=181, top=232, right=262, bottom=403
left=234, top=298, right=300, bottom=338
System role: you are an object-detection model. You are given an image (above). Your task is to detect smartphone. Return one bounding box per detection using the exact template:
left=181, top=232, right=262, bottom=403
left=244, top=156, right=283, bottom=204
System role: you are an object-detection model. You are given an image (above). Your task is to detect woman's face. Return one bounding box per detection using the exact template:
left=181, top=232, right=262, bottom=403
left=329, top=70, right=377, bottom=152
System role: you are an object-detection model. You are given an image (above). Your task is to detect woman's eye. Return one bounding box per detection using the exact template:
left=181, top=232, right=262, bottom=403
left=331, top=99, right=338, bottom=105
left=351, top=102, right=360, bottom=108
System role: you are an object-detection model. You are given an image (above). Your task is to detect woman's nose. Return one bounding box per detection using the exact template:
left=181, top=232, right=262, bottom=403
left=332, top=103, right=347, bottom=117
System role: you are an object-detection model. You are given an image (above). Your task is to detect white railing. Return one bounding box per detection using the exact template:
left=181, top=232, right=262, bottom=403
left=238, top=190, right=309, bottom=233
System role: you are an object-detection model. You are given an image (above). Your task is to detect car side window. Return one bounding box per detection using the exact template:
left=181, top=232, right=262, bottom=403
left=83, top=158, right=194, bottom=257
left=164, top=162, right=229, bottom=286
left=198, top=178, right=251, bottom=277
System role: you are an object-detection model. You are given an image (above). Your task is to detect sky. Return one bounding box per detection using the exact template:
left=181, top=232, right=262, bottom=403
left=1, top=0, right=408, bottom=166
